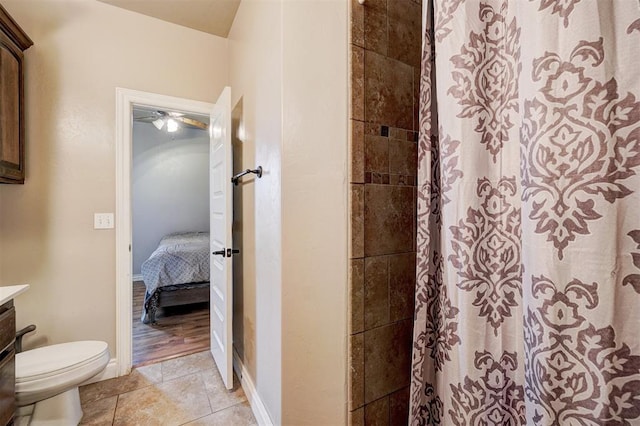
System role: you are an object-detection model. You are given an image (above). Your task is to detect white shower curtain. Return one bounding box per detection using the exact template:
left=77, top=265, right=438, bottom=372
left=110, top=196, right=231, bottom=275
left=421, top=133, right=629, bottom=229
left=410, top=0, right=640, bottom=424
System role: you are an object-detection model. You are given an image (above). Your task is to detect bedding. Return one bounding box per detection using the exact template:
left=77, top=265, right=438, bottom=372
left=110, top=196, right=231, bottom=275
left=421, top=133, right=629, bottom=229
left=141, top=231, right=210, bottom=323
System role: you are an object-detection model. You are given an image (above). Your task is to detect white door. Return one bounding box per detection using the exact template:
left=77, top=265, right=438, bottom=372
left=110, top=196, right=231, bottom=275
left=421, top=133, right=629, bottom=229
left=209, top=87, right=233, bottom=389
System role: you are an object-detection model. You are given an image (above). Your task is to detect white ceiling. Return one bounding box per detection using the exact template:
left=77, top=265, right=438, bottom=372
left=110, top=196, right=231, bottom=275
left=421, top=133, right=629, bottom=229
left=96, top=0, right=241, bottom=38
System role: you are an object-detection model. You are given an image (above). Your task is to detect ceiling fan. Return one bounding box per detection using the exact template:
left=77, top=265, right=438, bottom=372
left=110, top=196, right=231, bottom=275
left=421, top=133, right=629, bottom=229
left=133, top=110, right=208, bottom=132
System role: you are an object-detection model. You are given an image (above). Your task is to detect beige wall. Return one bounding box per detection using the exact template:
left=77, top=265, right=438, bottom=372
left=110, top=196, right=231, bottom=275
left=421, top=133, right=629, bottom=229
left=229, top=0, right=348, bottom=424
left=228, top=0, right=283, bottom=422
left=281, top=1, right=349, bottom=424
left=0, top=0, right=228, bottom=353
left=1, top=0, right=348, bottom=422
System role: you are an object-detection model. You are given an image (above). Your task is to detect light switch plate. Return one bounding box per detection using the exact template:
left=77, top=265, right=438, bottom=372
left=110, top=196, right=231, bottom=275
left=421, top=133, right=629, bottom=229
left=94, top=213, right=114, bottom=229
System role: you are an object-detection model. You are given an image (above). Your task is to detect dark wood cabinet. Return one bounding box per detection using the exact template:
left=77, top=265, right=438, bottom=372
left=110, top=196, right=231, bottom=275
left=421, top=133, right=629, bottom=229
left=0, top=4, right=32, bottom=184
left=0, top=300, right=15, bottom=426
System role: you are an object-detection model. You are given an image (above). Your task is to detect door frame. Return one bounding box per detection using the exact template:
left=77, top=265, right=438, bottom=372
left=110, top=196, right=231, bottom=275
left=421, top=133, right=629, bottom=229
left=115, top=88, right=215, bottom=376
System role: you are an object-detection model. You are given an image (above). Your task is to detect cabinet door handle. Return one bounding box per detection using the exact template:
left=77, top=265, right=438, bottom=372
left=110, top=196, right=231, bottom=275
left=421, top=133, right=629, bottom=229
left=212, top=250, right=226, bottom=257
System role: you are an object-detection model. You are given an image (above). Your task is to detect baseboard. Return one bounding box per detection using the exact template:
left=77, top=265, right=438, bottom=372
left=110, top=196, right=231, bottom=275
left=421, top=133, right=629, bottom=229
left=233, top=350, right=273, bottom=426
left=81, top=358, right=118, bottom=385
left=132, top=274, right=143, bottom=282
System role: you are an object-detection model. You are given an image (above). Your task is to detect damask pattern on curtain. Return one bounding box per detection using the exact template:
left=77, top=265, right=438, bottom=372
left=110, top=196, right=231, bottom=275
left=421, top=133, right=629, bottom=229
left=410, top=0, right=640, bottom=424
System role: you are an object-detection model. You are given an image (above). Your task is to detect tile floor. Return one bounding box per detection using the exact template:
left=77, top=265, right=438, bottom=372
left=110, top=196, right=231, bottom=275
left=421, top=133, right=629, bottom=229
left=76, top=351, right=257, bottom=425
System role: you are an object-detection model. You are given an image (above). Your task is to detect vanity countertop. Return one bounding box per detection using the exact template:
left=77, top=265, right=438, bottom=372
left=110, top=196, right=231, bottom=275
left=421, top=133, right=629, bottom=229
left=0, top=284, right=29, bottom=305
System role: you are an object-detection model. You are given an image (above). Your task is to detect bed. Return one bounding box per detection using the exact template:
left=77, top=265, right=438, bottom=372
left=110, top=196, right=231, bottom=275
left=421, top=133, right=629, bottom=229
left=140, top=232, right=210, bottom=324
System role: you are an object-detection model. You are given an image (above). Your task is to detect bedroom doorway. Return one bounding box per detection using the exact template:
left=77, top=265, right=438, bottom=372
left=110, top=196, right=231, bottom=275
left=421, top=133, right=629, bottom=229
left=130, top=104, right=211, bottom=366
left=115, top=89, right=219, bottom=377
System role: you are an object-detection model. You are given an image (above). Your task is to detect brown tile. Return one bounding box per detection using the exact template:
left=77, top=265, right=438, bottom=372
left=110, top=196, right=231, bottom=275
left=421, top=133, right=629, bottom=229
left=79, top=364, right=162, bottom=404
left=350, top=258, right=365, bottom=333
left=365, top=123, right=382, bottom=136
left=389, top=128, right=406, bottom=140
left=352, top=120, right=365, bottom=183
left=414, top=67, right=421, bottom=131
left=389, top=139, right=417, bottom=176
left=389, top=387, right=410, bottom=426
left=80, top=395, right=117, bottom=425
left=351, top=0, right=365, bottom=47
left=366, top=172, right=390, bottom=184
left=365, top=397, right=390, bottom=425
left=352, top=46, right=365, bottom=121
left=389, top=16, right=421, bottom=68
left=349, top=333, right=365, bottom=410
left=389, top=175, right=415, bottom=186
left=387, top=0, right=421, bottom=23
left=364, top=256, right=389, bottom=329
left=365, top=50, right=414, bottom=130
left=364, top=4, right=388, bottom=56
left=351, top=184, right=365, bottom=258
left=364, top=185, right=415, bottom=256
left=184, top=401, right=257, bottom=426
left=366, top=0, right=388, bottom=11
left=113, top=373, right=212, bottom=425
left=389, top=253, right=416, bottom=322
left=350, top=407, right=365, bottom=426
left=364, top=320, right=413, bottom=403
left=365, top=135, right=389, bottom=174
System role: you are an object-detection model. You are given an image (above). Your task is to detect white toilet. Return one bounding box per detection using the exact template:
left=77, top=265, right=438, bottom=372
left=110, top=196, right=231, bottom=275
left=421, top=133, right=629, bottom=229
left=15, top=341, right=110, bottom=425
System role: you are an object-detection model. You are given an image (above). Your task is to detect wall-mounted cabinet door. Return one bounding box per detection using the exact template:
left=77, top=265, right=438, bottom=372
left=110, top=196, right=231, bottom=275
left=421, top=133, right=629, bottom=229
left=0, top=5, right=32, bottom=184
left=0, top=40, right=23, bottom=183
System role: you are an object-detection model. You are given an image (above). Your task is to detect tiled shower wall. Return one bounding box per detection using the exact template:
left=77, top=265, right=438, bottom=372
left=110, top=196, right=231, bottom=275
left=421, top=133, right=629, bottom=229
left=349, top=0, right=421, bottom=424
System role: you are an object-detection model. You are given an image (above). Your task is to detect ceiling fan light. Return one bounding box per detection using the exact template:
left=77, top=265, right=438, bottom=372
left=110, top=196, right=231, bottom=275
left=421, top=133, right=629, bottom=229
left=166, top=118, right=179, bottom=133
left=152, top=118, right=165, bottom=130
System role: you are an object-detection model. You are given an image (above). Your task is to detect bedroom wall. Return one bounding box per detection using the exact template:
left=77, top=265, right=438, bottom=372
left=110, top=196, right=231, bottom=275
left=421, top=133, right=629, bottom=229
left=132, top=123, right=210, bottom=276
left=228, top=0, right=348, bottom=423
left=0, top=0, right=228, bottom=353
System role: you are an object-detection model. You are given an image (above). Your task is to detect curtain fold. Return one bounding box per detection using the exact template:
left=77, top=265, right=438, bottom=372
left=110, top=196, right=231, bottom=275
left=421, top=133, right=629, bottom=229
left=410, top=0, right=640, bottom=424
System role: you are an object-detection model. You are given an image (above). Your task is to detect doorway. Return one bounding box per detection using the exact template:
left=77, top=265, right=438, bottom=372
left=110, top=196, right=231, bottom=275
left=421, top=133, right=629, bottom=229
left=115, top=88, right=216, bottom=376
left=130, top=104, right=211, bottom=366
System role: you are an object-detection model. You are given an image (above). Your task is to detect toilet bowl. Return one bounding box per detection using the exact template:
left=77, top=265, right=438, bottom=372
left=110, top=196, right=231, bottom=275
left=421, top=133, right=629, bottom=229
left=15, top=340, right=110, bottom=425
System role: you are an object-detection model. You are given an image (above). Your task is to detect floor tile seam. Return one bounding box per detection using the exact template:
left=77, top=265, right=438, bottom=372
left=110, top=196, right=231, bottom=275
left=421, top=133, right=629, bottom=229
left=110, top=394, right=120, bottom=426
left=200, top=369, right=216, bottom=421
left=199, top=369, right=227, bottom=414
left=177, top=405, right=214, bottom=426
left=220, top=400, right=246, bottom=413
left=107, top=379, right=157, bottom=400
left=162, top=366, right=213, bottom=383
left=209, top=396, right=248, bottom=415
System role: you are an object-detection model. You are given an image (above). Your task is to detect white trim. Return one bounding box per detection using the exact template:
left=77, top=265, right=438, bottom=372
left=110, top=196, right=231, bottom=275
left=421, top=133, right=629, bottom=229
left=131, top=274, right=143, bottom=282
left=115, top=88, right=216, bottom=378
left=80, top=358, right=118, bottom=386
left=233, top=350, right=273, bottom=426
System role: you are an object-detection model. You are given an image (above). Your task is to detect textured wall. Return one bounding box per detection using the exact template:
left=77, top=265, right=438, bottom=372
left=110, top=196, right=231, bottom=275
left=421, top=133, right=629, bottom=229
left=348, top=0, right=422, bottom=423
left=280, top=1, right=349, bottom=424
left=229, top=0, right=349, bottom=423
left=0, top=0, right=228, bottom=354
left=228, top=0, right=283, bottom=421
left=132, top=123, right=210, bottom=275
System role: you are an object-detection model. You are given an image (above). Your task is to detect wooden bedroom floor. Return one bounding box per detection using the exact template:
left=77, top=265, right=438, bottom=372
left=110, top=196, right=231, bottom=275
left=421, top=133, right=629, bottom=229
left=132, top=281, right=210, bottom=367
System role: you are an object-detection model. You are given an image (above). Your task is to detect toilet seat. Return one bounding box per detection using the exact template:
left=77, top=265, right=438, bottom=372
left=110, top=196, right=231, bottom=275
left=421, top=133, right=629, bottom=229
left=16, top=341, right=109, bottom=406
